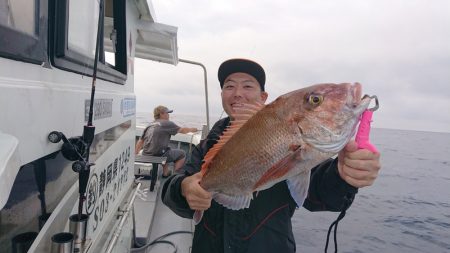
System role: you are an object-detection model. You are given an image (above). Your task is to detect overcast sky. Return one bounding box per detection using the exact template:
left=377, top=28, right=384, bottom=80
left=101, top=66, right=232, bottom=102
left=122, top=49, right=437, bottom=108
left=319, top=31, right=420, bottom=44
left=134, top=0, right=450, bottom=133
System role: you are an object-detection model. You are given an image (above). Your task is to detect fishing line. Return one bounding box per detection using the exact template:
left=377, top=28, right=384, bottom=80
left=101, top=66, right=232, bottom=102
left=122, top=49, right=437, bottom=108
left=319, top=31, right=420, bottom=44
left=325, top=94, right=379, bottom=252
left=324, top=193, right=354, bottom=253
left=131, top=230, right=193, bottom=253
left=219, top=110, right=225, bottom=120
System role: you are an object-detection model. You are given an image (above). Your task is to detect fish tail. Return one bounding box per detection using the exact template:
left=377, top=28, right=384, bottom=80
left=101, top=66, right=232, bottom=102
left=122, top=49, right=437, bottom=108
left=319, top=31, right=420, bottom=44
left=193, top=210, right=204, bottom=225
left=213, top=192, right=253, bottom=210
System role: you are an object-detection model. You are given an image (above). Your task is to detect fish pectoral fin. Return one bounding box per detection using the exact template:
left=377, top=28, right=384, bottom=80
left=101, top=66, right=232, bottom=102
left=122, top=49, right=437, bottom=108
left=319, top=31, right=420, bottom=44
left=286, top=170, right=311, bottom=208
left=213, top=192, right=253, bottom=210
left=253, top=150, right=302, bottom=190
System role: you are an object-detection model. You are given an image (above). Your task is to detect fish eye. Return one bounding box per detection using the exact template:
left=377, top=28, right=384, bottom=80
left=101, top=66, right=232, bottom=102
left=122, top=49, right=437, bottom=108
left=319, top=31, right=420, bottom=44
left=308, top=94, right=323, bottom=105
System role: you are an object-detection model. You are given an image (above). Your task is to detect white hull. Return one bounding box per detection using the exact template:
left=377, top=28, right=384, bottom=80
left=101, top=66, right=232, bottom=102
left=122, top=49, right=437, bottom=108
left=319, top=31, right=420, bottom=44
left=0, top=0, right=180, bottom=252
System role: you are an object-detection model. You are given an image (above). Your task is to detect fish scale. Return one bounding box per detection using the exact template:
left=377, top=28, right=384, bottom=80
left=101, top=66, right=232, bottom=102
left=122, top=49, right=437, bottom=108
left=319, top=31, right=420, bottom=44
left=203, top=110, right=295, bottom=194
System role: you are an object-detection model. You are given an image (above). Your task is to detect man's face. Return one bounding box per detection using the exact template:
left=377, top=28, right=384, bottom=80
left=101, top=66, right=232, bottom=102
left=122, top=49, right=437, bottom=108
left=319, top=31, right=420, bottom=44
left=160, top=111, right=170, bottom=120
left=221, top=72, right=268, bottom=119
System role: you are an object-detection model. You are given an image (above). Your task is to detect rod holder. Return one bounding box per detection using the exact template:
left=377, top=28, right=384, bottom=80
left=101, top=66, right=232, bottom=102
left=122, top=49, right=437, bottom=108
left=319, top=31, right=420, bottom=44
left=69, top=214, right=89, bottom=245
left=11, top=232, right=38, bottom=253
left=51, top=232, right=74, bottom=253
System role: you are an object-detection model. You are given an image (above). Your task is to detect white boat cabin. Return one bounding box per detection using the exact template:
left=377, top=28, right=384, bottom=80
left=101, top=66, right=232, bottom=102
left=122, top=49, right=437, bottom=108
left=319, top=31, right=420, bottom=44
left=0, top=0, right=178, bottom=252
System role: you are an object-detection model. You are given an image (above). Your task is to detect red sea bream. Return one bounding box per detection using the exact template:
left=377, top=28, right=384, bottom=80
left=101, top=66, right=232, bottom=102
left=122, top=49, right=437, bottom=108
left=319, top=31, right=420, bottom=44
left=196, top=83, right=372, bottom=221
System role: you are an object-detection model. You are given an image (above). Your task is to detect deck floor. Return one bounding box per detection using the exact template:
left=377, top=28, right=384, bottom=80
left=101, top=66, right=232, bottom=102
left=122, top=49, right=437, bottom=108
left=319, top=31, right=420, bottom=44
left=133, top=170, right=193, bottom=253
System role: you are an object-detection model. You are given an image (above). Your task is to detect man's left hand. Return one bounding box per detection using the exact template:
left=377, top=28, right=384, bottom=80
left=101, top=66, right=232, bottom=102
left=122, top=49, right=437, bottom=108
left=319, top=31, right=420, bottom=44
left=337, top=140, right=381, bottom=188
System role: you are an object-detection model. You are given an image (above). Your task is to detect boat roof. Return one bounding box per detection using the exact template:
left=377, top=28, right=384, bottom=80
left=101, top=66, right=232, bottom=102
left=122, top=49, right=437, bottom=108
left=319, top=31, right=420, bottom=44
left=104, top=0, right=178, bottom=64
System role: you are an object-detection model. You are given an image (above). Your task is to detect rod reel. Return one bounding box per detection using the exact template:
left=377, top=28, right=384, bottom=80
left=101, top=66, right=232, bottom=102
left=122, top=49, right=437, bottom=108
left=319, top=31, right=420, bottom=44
left=47, top=130, right=95, bottom=186
left=48, top=131, right=87, bottom=162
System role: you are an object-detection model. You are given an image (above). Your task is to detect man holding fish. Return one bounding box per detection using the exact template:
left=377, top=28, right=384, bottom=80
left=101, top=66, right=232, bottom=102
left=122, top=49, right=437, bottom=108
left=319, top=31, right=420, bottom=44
left=162, top=58, right=381, bottom=253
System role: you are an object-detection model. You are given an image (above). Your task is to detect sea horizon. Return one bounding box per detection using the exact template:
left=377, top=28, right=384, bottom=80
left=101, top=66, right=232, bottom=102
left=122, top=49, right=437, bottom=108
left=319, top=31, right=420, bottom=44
left=136, top=111, right=450, bottom=135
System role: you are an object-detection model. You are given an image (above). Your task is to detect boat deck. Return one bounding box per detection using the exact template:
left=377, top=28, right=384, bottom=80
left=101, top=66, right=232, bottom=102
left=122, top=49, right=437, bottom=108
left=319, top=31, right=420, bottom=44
left=133, top=175, right=193, bottom=253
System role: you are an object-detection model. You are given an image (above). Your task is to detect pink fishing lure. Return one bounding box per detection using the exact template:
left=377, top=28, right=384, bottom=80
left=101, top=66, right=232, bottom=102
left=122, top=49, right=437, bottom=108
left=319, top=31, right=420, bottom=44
left=355, top=96, right=379, bottom=153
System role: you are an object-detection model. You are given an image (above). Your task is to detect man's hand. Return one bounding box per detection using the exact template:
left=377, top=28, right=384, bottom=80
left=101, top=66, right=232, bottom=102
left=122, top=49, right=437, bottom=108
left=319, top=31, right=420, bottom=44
left=181, top=172, right=212, bottom=210
left=135, top=139, right=143, bottom=155
left=338, top=140, right=381, bottom=188
left=178, top=127, right=199, bottom=134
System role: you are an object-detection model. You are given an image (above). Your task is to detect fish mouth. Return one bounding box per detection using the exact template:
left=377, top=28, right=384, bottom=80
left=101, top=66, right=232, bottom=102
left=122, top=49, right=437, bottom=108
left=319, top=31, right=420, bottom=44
left=352, top=82, right=363, bottom=104
left=348, top=83, right=372, bottom=115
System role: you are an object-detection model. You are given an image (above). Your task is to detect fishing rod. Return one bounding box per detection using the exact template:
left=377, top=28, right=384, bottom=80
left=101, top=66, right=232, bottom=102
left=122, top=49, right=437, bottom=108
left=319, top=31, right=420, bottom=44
left=48, top=0, right=105, bottom=219
left=76, top=0, right=104, bottom=219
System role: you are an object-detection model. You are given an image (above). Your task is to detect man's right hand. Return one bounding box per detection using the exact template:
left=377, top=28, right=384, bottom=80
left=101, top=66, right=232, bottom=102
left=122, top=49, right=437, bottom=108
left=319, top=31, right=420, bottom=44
left=181, top=172, right=212, bottom=211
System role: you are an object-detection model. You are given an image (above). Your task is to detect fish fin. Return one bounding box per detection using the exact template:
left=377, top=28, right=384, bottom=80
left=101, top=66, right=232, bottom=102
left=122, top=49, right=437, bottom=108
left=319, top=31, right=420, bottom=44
left=253, top=149, right=302, bottom=190
left=201, top=102, right=265, bottom=174
left=286, top=170, right=311, bottom=207
left=230, top=101, right=265, bottom=121
left=213, top=192, right=253, bottom=210
left=193, top=210, right=204, bottom=225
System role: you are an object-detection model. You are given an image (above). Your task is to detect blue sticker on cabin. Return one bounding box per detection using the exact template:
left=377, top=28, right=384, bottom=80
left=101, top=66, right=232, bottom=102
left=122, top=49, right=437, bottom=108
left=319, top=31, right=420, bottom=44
left=121, top=98, right=136, bottom=117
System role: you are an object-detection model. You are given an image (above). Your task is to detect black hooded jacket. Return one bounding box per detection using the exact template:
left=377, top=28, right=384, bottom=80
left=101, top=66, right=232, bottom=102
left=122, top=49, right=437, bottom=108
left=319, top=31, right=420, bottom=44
left=161, top=117, right=357, bottom=253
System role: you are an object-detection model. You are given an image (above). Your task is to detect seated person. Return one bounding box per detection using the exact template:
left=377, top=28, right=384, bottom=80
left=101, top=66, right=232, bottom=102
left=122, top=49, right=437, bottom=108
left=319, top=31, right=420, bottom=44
left=135, top=105, right=198, bottom=177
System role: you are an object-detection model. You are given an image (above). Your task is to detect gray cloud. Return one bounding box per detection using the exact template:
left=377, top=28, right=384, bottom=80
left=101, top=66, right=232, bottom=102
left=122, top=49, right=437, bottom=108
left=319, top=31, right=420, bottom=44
left=135, top=0, right=450, bottom=133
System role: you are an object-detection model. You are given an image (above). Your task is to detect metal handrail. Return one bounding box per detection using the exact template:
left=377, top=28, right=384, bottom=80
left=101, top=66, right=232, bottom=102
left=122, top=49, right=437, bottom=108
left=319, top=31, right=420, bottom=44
left=105, top=182, right=142, bottom=253
left=179, top=58, right=210, bottom=133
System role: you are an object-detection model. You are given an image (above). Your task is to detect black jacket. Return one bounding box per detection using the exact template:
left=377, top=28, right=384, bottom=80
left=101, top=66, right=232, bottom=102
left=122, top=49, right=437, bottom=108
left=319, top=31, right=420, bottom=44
left=161, top=117, right=357, bottom=253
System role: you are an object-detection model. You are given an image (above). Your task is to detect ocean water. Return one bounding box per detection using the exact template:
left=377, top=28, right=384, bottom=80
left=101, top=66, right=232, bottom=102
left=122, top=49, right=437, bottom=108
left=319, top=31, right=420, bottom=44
left=137, top=112, right=210, bottom=130
left=294, top=128, right=450, bottom=253
left=137, top=113, right=450, bottom=253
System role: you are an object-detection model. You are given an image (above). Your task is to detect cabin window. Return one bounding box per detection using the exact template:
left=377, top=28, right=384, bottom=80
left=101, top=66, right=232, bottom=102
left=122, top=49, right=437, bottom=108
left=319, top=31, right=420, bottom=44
left=67, top=0, right=100, bottom=59
left=52, top=0, right=127, bottom=84
left=0, top=0, right=47, bottom=64
left=0, top=0, right=36, bottom=35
